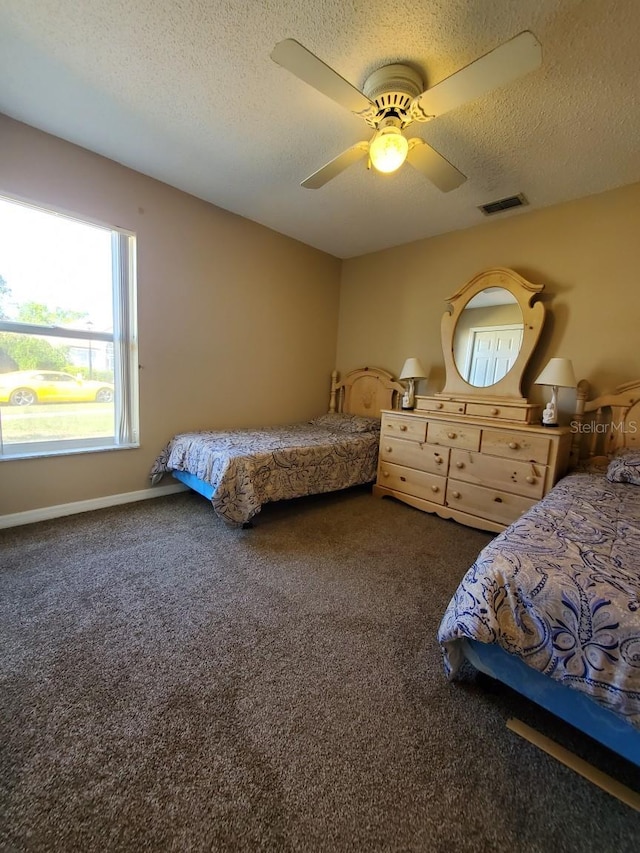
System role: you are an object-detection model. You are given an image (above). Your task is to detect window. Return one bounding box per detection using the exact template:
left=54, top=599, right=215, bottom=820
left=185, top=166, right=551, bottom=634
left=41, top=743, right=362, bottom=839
left=0, top=195, right=138, bottom=459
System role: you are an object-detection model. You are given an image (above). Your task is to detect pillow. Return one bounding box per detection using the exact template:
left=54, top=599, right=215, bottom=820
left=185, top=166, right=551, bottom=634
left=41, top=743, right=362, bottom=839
left=606, top=449, right=640, bottom=485
left=310, top=412, right=381, bottom=434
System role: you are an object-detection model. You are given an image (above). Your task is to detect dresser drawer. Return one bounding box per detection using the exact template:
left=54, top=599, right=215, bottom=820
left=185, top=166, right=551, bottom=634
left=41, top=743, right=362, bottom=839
left=427, top=422, right=481, bottom=451
left=449, top=449, right=546, bottom=499
left=481, top=429, right=551, bottom=464
left=378, top=462, right=446, bottom=505
left=465, top=402, right=532, bottom=422
left=380, top=438, right=449, bottom=476
left=381, top=414, right=427, bottom=443
left=445, top=481, right=537, bottom=526
left=415, top=397, right=466, bottom=415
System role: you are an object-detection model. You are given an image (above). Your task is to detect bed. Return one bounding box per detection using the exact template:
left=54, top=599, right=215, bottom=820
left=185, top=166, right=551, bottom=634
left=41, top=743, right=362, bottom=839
left=150, top=367, right=403, bottom=526
left=437, top=378, right=640, bottom=768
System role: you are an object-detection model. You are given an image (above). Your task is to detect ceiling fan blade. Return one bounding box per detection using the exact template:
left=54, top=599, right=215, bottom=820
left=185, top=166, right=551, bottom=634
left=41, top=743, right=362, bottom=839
left=301, top=142, right=369, bottom=189
left=406, top=139, right=466, bottom=192
left=411, top=31, right=542, bottom=121
left=271, top=39, right=374, bottom=116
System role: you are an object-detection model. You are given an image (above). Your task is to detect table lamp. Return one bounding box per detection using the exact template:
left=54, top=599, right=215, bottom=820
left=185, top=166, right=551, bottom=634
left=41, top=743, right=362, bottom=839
left=534, top=357, right=576, bottom=426
left=399, top=357, right=427, bottom=410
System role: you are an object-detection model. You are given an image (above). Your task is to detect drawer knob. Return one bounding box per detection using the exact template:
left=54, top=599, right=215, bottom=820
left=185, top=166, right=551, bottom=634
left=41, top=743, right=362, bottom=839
left=451, top=490, right=461, bottom=499
left=435, top=456, right=444, bottom=464
left=399, top=424, right=408, bottom=432
left=458, top=407, right=465, bottom=412
left=383, top=471, right=389, bottom=478
left=508, top=441, right=519, bottom=450
left=494, top=496, right=503, bottom=503
left=526, top=475, right=535, bottom=484
left=491, top=408, right=499, bottom=416
left=436, top=402, right=443, bottom=409
left=456, top=461, right=464, bottom=469
left=431, top=485, right=440, bottom=493
left=448, top=432, right=456, bottom=439
left=386, top=446, right=392, bottom=453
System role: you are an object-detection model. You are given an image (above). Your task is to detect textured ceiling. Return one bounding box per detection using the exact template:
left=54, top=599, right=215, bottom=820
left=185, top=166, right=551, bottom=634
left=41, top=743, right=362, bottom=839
left=1, top=0, right=639, bottom=258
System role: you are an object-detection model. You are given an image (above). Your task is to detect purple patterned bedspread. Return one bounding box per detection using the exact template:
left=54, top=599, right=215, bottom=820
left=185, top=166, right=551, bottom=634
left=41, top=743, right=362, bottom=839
left=438, top=472, right=640, bottom=729
left=150, top=423, right=379, bottom=526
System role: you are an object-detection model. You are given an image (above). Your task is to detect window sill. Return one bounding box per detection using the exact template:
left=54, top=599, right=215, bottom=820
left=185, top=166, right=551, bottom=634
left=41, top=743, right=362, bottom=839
left=0, top=441, right=140, bottom=461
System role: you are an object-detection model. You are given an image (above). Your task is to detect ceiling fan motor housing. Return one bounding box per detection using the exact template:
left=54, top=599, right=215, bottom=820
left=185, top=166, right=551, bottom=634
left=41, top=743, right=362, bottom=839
left=363, top=63, right=424, bottom=128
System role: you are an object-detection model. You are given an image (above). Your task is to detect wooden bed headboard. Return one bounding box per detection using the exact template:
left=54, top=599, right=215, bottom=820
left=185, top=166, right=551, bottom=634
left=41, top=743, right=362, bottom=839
left=571, top=378, right=640, bottom=463
left=329, top=367, right=404, bottom=418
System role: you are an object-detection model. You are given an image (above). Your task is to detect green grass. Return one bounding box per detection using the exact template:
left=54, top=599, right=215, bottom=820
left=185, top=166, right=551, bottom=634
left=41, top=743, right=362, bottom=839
left=0, top=403, right=114, bottom=443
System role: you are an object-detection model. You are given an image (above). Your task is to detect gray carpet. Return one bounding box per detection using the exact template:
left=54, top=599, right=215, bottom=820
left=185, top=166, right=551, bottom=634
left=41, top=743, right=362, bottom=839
left=1, top=486, right=638, bottom=852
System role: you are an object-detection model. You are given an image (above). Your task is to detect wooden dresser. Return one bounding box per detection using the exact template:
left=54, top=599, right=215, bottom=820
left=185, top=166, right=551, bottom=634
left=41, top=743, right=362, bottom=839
left=373, top=409, right=572, bottom=533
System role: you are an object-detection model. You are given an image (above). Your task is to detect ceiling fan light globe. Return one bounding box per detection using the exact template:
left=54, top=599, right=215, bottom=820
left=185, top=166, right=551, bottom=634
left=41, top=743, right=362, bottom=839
left=369, top=127, right=409, bottom=174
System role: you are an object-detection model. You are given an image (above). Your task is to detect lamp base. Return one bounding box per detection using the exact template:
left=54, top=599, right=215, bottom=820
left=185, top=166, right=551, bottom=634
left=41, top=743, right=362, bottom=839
left=401, top=379, right=415, bottom=410
left=541, top=422, right=559, bottom=428
left=541, top=386, right=559, bottom=428
left=401, top=393, right=414, bottom=411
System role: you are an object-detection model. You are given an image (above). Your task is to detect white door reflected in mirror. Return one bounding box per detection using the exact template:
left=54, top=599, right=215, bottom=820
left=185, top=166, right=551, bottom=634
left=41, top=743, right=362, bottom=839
left=463, top=324, right=524, bottom=386
left=453, top=288, right=524, bottom=388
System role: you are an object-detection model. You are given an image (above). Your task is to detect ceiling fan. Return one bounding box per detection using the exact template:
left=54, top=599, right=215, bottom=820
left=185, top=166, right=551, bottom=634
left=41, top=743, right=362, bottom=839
left=270, top=32, right=542, bottom=191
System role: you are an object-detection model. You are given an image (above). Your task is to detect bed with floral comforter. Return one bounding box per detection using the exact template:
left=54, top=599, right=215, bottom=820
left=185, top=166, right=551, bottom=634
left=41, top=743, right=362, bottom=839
left=438, top=467, right=640, bottom=731
left=149, top=413, right=380, bottom=526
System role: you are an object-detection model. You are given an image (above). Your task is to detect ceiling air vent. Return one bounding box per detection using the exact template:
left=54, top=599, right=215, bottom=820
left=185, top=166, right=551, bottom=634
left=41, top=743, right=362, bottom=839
left=479, top=193, right=528, bottom=216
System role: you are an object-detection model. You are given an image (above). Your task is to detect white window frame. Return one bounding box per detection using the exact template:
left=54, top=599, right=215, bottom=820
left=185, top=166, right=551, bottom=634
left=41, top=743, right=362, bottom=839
left=0, top=197, right=139, bottom=460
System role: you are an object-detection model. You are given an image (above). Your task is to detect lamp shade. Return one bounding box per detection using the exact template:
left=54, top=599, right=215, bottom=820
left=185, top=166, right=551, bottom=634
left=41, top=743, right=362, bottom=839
left=399, top=357, right=428, bottom=380
left=534, top=358, right=576, bottom=388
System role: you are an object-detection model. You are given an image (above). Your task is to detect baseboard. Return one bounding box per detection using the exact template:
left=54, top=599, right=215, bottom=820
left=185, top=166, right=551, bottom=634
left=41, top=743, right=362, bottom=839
left=0, top=484, right=188, bottom=530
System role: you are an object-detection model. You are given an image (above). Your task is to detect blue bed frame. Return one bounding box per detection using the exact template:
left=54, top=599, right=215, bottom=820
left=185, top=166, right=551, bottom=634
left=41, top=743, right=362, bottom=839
left=172, top=469, right=214, bottom=500
left=462, top=639, right=640, bottom=768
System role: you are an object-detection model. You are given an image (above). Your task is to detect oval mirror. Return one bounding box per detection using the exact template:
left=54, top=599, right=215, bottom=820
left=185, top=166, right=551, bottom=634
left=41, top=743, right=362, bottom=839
left=439, top=268, right=545, bottom=402
left=452, top=287, right=524, bottom=387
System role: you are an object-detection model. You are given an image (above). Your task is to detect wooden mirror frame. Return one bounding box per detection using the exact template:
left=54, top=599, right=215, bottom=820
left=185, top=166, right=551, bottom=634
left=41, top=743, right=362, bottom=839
left=440, top=267, right=545, bottom=401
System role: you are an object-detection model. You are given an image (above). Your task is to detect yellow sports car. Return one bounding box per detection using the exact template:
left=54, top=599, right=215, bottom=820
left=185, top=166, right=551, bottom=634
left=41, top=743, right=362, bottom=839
left=0, top=370, right=114, bottom=406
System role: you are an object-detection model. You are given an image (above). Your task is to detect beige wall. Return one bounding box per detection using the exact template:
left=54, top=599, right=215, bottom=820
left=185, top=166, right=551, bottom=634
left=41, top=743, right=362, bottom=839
left=2, top=111, right=639, bottom=520
left=0, top=115, right=341, bottom=515
left=337, top=181, right=640, bottom=411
